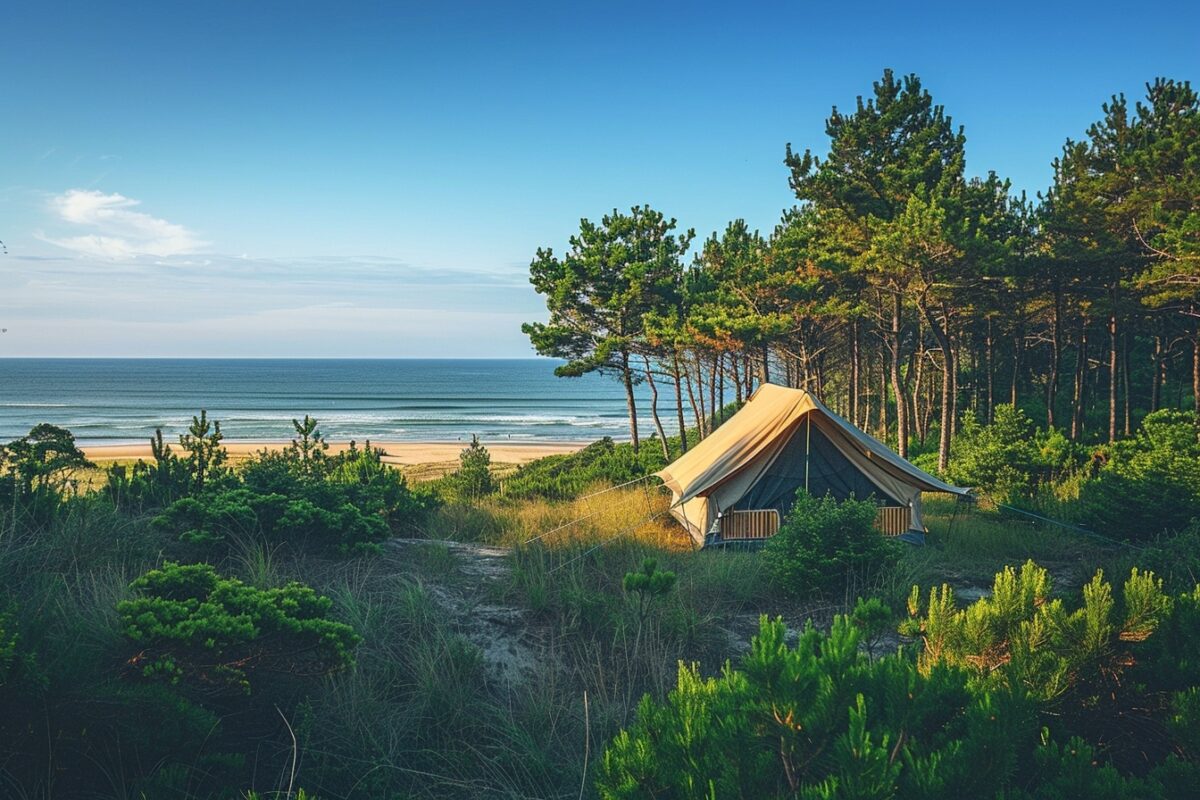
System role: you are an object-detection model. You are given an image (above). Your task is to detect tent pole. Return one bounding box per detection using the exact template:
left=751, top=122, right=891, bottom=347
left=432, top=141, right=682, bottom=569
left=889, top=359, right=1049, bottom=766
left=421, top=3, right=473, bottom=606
left=805, top=414, right=811, bottom=493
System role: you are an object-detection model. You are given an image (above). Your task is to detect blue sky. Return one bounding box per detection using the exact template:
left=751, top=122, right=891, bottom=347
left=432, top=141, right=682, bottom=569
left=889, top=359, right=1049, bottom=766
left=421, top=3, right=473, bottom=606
left=2, top=0, right=1197, bottom=357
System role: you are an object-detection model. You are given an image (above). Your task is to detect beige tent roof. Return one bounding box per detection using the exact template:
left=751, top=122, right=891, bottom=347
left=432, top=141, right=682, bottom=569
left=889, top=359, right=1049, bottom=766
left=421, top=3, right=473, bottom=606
left=656, top=383, right=969, bottom=543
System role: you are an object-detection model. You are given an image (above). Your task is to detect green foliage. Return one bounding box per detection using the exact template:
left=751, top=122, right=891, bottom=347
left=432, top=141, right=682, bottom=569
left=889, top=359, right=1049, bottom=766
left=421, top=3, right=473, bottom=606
left=118, top=562, right=360, bottom=693
left=154, top=485, right=392, bottom=555
left=502, top=436, right=666, bottom=500
left=598, top=615, right=1035, bottom=800
left=444, top=434, right=497, bottom=502
left=622, top=557, right=677, bottom=599
left=0, top=422, right=93, bottom=494
left=763, top=492, right=898, bottom=599
left=288, top=413, right=329, bottom=476
left=0, top=601, right=37, bottom=689
left=903, top=560, right=1200, bottom=773
left=1076, top=409, right=1200, bottom=539
left=850, top=596, right=894, bottom=660
left=945, top=405, right=1083, bottom=502
left=600, top=561, right=1200, bottom=799
left=0, top=423, right=93, bottom=517
left=105, top=427, right=193, bottom=509
left=151, top=422, right=437, bottom=555
left=623, top=558, right=677, bottom=621
left=179, top=409, right=232, bottom=494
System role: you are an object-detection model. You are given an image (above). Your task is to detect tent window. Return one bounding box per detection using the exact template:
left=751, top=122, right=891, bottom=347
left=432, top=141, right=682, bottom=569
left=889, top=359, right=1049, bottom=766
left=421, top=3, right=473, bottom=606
left=720, top=509, right=780, bottom=540
left=731, top=420, right=902, bottom=518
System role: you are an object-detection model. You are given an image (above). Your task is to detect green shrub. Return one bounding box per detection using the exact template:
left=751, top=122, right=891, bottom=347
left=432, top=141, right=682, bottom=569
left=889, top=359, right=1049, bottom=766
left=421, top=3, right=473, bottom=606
left=0, top=600, right=40, bottom=691
left=153, top=429, right=437, bottom=555
left=598, top=562, right=1200, bottom=799
left=598, top=614, right=1035, bottom=799
left=438, top=435, right=498, bottom=502
left=903, top=560, right=1200, bottom=774
left=850, top=595, right=893, bottom=659
left=105, top=428, right=193, bottom=509
left=502, top=437, right=665, bottom=500
left=0, top=423, right=94, bottom=518
left=1075, top=409, right=1200, bottom=539
left=623, top=558, right=677, bottom=621
left=945, top=405, right=1083, bottom=502
left=118, top=562, right=360, bottom=693
left=762, top=492, right=897, bottom=599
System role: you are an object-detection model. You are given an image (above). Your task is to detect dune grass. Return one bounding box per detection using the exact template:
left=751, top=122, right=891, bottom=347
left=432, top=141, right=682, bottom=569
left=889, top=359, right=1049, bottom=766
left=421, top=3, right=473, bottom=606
left=0, top=461, right=1135, bottom=799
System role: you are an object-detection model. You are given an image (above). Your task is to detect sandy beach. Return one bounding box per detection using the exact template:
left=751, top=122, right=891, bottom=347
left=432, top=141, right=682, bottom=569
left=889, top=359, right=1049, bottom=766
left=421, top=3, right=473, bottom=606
left=81, top=439, right=586, bottom=466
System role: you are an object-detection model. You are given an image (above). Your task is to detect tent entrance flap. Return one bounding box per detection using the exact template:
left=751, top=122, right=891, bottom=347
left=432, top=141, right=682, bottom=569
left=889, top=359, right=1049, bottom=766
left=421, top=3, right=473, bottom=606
left=654, top=383, right=971, bottom=547
left=730, top=418, right=903, bottom=518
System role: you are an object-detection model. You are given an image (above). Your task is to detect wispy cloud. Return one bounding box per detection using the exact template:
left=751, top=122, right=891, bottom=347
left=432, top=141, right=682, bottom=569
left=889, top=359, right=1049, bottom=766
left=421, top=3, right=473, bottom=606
left=0, top=248, right=545, bottom=356
left=38, top=189, right=206, bottom=258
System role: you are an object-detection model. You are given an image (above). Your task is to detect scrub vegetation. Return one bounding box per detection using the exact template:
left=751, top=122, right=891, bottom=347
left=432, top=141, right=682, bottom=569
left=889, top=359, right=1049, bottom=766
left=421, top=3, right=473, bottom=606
left=3, top=69, right=1200, bottom=798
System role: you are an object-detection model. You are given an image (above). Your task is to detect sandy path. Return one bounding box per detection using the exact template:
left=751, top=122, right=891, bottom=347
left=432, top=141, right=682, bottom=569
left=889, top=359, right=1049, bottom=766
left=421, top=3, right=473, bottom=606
left=82, top=440, right=585, bottom=465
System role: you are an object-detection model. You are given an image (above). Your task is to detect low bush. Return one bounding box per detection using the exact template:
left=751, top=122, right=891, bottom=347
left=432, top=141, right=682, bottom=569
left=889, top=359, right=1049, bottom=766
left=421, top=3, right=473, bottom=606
left=501, top=437, right=666, bottom=500
left=146, top=422, right=438, bottom=555
left=944, top=404, right=1084, bottom=502
left=438, top=434, right=498, bottom=502
left=599, top=561, right=1200, bottom=799
left=904, top=560, right=1200, bottom=776
left=0, top=422, right=94, bottom=520
left=119, top=562, right=361, bottom=693
left=1074, top=409, right=1200, bottom=539
left=763, top=491, right=898, bottom=599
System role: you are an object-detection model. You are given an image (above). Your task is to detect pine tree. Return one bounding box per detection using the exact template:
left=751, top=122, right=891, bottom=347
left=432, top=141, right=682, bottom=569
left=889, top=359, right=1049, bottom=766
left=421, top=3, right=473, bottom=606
left=523, top=206, right=693, bottom=453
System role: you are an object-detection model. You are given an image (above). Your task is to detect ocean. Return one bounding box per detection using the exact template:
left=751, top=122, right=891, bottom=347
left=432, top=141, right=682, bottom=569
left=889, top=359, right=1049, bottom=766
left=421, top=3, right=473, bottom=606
left=0, top=359, right=666, bottom=445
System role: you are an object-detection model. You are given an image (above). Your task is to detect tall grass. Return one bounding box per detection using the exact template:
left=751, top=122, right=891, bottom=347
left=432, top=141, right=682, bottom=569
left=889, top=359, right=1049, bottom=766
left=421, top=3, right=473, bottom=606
left=295, top=556, right=583, bottom=799
left=911, top=494, right=1110, bottom=593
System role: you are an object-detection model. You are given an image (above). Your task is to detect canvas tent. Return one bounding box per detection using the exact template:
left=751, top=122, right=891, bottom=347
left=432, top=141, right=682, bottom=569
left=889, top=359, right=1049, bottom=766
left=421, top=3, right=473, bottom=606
left=656, top=383, right=971, bottom=547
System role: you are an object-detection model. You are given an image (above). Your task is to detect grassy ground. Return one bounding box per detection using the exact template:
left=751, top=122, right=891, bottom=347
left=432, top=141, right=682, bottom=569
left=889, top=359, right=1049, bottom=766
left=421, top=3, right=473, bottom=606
left=3, top=463, right=1131, bottom=799
left=918, top=494, right=1112, bottom=593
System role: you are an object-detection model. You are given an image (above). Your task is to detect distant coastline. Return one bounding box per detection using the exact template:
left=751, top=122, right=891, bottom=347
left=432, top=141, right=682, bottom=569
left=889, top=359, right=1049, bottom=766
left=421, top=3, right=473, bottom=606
left=81, top=439, right=586, bottom=465
left=0, top=358, right=666, bottom=445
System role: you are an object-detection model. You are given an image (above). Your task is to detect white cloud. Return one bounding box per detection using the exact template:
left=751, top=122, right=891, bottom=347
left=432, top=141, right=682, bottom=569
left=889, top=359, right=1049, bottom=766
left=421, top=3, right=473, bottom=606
left=39, top=189, right=206, bottom=258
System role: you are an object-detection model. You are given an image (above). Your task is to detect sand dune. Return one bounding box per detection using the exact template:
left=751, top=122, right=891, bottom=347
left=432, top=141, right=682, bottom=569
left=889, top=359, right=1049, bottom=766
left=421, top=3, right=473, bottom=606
left=82, top=440, right=585, bottom=465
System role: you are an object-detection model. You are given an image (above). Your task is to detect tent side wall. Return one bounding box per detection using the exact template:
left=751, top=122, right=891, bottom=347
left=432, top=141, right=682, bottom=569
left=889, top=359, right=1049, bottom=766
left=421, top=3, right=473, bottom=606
left=656, top=384, right=970, bottom=548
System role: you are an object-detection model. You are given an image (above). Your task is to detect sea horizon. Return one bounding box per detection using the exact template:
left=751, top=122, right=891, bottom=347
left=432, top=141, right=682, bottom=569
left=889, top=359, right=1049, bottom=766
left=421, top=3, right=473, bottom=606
left=0, top=358, right=665, bottom=446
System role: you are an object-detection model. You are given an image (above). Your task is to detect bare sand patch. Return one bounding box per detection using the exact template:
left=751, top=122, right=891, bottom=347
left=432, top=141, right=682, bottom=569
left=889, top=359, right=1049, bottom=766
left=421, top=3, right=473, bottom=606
left=82, top=440, right=585, bottom=465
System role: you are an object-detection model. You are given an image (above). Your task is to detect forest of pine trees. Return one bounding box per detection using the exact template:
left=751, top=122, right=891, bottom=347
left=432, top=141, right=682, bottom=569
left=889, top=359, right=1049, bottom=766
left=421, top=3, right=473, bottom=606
left=524, top=70, right=1200, bottom=470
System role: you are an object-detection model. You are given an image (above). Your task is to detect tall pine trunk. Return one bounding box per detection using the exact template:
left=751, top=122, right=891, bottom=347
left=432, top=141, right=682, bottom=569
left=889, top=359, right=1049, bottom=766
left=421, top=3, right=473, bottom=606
left=1010, top=326, right=1022, bottom=407
left=684, top=359, right=703, bottom=439
left=1047, top=289, right=1062, bottom=429
left=879, top=341, right=889, bottom=440
left=1151, top=336, right=1163, bottom=413
left=672, top=353, right=688, bottom=454
left=889, top=292, right=908, bottom=458
left=924, top=304, right=954, bottom=473
left=912, top=326, right=927, bottom=446
left=622, top=351, right=640, bottom=453
left=708, top=354, right=718, bottom=428
left=1193, top=333, right=1200, bottom=416
left=1122, top=332, right=1131, bottom=437
left=1108, top=302, right=1118, bottom=443
left=732, top=353, right=744, bottom=405
left=986, top=317, right=995, bottom=424
left=949, top=315, right=959, bottom=439
left=850, top=320, right=861, bottom=426
left=642, top=357, right=669, bottom=460
left=1072, top=320, right=1088, bottom=440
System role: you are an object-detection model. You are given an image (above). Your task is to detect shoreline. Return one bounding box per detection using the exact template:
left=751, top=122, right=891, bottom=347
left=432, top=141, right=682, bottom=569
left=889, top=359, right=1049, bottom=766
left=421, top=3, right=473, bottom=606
left=81, top=439, right=587, bottom=466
